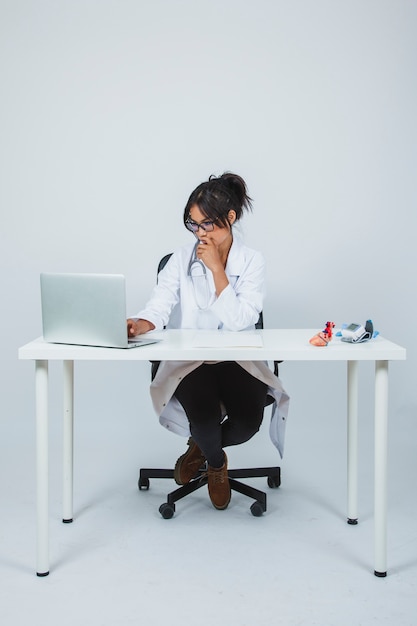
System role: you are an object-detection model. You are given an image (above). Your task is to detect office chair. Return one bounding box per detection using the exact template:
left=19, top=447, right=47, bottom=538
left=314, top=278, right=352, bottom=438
left=138, top=254, right=281, bottom=518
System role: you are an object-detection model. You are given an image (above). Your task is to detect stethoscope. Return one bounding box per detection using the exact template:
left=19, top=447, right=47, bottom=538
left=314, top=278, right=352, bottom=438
left=187, top=242, right=210, bottom=310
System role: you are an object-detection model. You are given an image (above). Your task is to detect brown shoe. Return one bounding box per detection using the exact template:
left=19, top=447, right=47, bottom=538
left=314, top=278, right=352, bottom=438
left=174, top=438, right=206, bottom=485
left=207, top=453, right=231, bottom=510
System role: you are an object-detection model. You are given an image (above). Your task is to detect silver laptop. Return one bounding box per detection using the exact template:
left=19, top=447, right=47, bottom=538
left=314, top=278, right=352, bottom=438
left=40, top=273, right=159, bottom=349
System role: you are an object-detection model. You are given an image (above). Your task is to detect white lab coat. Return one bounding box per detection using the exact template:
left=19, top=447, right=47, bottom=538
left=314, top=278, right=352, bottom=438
left=136, top=235, right=290, bottom=457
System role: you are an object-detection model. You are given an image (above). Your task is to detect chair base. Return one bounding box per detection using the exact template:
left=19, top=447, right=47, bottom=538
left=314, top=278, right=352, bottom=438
left=138, top=466, right=281, bottom=517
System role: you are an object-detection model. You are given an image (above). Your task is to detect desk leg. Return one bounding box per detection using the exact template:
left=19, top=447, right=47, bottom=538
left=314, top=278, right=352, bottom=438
left=374, top=360, right=389, bottom=577
left=63, top=361, right=74, bottom=523
left=347, top=361, right=359, bottom=525
left=35, top=360, right=49, bottom=577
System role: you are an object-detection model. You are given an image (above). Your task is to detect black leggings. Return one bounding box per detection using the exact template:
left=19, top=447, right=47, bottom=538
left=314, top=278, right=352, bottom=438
left=174, top=362, right=268, bottom=468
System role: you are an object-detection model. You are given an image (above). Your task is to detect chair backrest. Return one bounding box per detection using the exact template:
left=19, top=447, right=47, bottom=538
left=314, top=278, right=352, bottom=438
left=157, top=253, right=173, bottom=277
left=255, top=311, right=263, bottom=329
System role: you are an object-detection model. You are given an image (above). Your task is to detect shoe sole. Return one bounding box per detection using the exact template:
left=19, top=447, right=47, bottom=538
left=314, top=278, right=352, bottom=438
left=173, top=451, right=193, bottom=485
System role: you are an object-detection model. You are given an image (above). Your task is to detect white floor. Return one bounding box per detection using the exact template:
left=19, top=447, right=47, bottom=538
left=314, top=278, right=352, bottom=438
left=2, top=367, right=416, bottom=626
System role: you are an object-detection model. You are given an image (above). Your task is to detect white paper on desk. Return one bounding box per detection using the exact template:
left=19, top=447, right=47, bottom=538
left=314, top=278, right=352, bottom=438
left=192, top=331, right=263, bottom=348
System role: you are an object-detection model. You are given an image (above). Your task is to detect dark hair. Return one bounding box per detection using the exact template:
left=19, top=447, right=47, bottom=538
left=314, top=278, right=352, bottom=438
left=183, top=172, right=253, bottom=229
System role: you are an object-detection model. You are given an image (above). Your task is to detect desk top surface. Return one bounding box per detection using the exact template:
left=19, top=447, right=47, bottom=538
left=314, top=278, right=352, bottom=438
left=18, top=329, right=406, bottom=362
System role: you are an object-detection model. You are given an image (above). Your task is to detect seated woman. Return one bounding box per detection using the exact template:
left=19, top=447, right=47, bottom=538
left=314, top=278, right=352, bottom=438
left=127, top=172, right=289, bottom=510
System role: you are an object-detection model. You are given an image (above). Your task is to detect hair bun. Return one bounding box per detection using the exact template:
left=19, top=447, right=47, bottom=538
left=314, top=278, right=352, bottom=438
left=184, top=172, right=253, bottom=228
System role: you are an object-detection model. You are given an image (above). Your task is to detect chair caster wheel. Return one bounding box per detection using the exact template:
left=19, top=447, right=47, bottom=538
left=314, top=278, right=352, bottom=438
left=267, top=474, right=280, bottom=489
left=250, top=501, right=265, bottom=517
left=138, top=476, right=150, bottom=490
left=159, top=503, right=175, bottom=519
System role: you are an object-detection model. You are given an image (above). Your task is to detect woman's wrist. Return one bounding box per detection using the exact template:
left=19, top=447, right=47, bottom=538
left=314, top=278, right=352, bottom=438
left=136, top=319, right=155, bottom=334
left=212, top=268, right=229, bottom=297
left=127, top=318, right=155, bottom=336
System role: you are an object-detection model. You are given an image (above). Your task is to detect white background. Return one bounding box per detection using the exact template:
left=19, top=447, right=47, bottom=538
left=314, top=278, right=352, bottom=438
left=2, top=0, right=415, bottom=454
left=0, top=2, right=416, bottom=622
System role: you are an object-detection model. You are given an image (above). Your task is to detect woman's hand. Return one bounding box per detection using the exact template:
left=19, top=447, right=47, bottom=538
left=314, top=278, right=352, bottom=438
left=127, top=318, right=155, bottom=337
left=196, top=238, right=223, bottom=274
left=196, top=237, right=229, bottom=297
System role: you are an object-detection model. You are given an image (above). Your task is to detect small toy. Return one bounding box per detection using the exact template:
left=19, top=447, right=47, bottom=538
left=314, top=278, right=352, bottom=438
left=309, top=321, right=335, bottom=347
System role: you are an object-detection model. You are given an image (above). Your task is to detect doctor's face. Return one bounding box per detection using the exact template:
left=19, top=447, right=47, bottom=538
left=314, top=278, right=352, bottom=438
left=187, top=204, right=235, bottom=248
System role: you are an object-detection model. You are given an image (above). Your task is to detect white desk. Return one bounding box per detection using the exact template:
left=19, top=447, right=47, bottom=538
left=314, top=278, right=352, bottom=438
left=18, top=329, right=406, bottom=577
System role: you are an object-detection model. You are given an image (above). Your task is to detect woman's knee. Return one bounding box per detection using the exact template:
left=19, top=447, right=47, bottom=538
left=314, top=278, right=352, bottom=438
left=222, top=416, right=263, bottom=446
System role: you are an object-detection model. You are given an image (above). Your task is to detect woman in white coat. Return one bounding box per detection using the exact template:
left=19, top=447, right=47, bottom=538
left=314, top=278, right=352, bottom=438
left=127, top=173, right=289, bottom=510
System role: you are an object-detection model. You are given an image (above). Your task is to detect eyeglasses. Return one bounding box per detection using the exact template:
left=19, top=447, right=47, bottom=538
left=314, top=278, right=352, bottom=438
left=185, top=219, right=217, bottom=233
